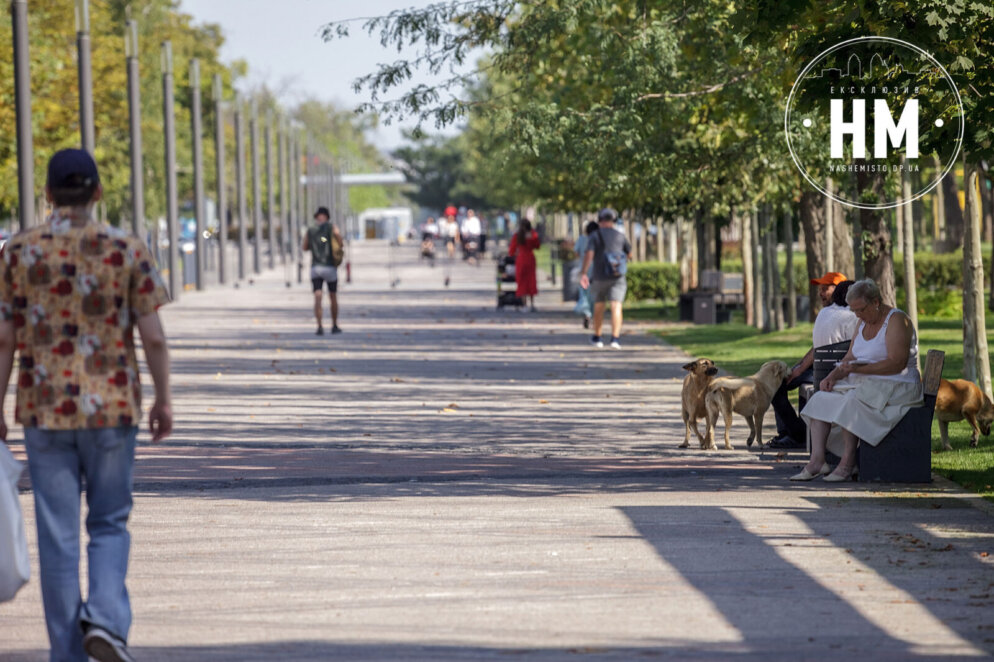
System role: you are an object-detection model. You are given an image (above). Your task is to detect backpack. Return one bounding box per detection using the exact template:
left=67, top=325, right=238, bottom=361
left=597, top=229, right=628, bottom=279
left=309, top=224, right=344, bottom=267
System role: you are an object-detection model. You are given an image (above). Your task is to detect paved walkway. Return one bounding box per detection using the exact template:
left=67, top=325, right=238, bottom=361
left=2, top=241, right=993, bottom=660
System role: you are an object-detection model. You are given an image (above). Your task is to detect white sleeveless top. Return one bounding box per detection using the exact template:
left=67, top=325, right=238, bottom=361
left=851, top=308, right=920, bottom=384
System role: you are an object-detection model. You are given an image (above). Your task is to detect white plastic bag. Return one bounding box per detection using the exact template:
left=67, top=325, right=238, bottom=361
left=0, top=443, right=29, bottom=602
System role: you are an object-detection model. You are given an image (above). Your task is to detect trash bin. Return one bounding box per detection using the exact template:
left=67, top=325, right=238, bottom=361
left=562, top=258, right=580, bottom=301
left=182, top=243, right=196, bottom=289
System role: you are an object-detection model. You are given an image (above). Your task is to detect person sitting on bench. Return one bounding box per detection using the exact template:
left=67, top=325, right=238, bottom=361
left=790, top=279, right=922, bottom=482
left=768, top=273, right=857, bottom=449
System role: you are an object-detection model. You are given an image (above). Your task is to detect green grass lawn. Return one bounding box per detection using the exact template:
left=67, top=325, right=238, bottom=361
left=641, top=310, right=994, bottom=501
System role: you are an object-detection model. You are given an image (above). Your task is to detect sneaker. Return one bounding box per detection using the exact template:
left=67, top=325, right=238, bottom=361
left=331, top=326, right=342, bottom=334
left=590, top=336, right=604, bottom=348
left=83, top=627, right=135, bottom=662
left=609, top=338, right=622, bottom=350
left=582, top=317, right=590, bottom=329
left=316, top=327, right=324, bottom=336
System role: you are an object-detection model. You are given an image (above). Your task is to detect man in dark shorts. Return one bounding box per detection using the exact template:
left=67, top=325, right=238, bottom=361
left=302, top=206, right=343, bottom=335
left=578, top=208, right=632, bottom=349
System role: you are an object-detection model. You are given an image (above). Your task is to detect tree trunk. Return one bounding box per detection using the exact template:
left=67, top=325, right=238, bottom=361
left=799, top=191, right=825, bottom=321
left=895, top=202, right=904, bottom=257
left=934, top=155, right=947, bottom=243
left=751, top=209, right=764, bottom=329
left=901, top=159, right=918, bottom=332
left=982, top=171, right=993, bottom=244
left=856, top=170, right=896, bottom=305
left=667, top=221, right=678, bottom=263
left=832, top=202, right=855, bottom=281
left=679, top=216, right=695, bottom=292
left=784, top=206, right=796, bottom=328
left=825, top=178, right=835, bottom=271
left=655, top=218, right=663, bottom=262
left=941, top=167, right=965, bottom=250
left=761, top=206, right=776, bottom=333
left=769, top=206, right=783, bottom=331
left=741, top=209, right=755, bottom=327
left=963, top=160, right=993, bottom=398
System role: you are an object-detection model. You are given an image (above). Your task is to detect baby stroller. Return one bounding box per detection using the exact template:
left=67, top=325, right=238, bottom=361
left=496, top=254, right=524, bottom=309
left=420, top=232, right=436, bottom=266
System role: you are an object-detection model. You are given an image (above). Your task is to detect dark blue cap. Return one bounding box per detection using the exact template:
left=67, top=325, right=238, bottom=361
left=47, top=149, right=100, bottom=189
left=597, top=207, right=617, bottom=222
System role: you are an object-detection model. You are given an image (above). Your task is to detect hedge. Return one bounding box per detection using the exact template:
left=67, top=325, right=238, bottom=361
left=625, top=262, right=681, bottom=302
left=622, top=250, right=992, bottom=316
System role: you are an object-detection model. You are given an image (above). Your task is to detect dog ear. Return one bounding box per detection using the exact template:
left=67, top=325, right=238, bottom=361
left=682, top=362, right=697, bottom=371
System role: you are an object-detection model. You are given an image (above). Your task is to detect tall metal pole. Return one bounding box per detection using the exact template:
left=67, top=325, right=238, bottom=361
left=190, top=59, right=206, bottom=291
left=287, top=125, right=297, bottom=264
left=278, top=116, right=288, bottom=265
left=250, top=102, right=262, bottom=274
left=214, top=74, right=227, bottom=285
left=76, top=0, right=95, bottom=154
left=235, top=97, right=247, bottom=281
left=296, top=132, right=305, bottom=284
left=11, top=0, right=34, bottom=231
left=162, top=41, right=180, bottom=299
left=265, top=112, right=276, bottom=270
left=126, top=20, right=144, bottom=239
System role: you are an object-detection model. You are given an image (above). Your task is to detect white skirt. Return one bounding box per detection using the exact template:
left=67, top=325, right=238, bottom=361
left=800, top=376, right=923, bottom=447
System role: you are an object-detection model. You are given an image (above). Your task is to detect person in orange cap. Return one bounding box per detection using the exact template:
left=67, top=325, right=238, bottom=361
left=767, top=272, right=858, bottom=449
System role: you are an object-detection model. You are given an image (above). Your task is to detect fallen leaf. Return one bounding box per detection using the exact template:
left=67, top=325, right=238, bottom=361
left=539, top=399, right=550, bottom=404
left=441, top=408, right=458, bottom=414
left=446, top=403, right=459, bottom=408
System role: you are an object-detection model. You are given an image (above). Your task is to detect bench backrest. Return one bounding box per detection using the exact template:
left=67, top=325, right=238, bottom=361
left=812, top=340, right=851, bottom=391
left=922, top=349, right=945, bottom=402
left=698, top=270, right=744, bottom=293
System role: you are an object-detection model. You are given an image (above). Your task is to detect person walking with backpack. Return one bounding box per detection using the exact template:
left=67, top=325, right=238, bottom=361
left=0, top=149, right=172, bottom=662
left=578, top=208, right=632, bottom=349
left=302, top=206, right=344, bottom=335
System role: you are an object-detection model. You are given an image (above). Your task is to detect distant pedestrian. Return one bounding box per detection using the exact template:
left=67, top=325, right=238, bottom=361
left=578, top=208, right=632, bottom=349
left=573, top=221, right=599, bottom=328
left=461, top=209, right=482, bottom=264
left=0, top=149, right=172, bottom=662
left=302, top=206, right=344, bottom=335
left=442, top=206, right=459, bottom=259
left=508, top=218, right=540, bottom=311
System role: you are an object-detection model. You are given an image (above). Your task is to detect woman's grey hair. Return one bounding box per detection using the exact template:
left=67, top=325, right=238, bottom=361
left=846, top=278, right=882, bottom=306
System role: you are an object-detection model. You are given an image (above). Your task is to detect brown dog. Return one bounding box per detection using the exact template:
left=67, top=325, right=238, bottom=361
left=704, top=360, right=790, bottom=450
left=680, top=359, right=718, bottom=448
left=935, top=378, right=994, bottom=450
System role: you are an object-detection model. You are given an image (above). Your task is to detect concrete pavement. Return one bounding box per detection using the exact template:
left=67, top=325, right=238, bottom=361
left=2, top=241, right=993, bottom=661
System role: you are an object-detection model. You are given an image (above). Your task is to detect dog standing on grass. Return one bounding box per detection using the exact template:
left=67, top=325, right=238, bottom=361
left=680, top=358, right=719, bottom=448
left=704, top=360, right=790, bottom=450
left=936, top=378, right=994, bottom=450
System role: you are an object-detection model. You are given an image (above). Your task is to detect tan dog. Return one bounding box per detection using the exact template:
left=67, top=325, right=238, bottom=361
left=936, top=378, right=994, bottom=450
left=704, top=360, right=790, bottom=450
left=680, top=359, right=718, bottom=448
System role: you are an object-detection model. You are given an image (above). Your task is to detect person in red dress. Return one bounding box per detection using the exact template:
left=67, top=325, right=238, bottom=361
left=508, top=219, right=540, bottom=311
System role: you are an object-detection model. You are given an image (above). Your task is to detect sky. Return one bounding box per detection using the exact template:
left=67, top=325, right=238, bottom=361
left=178, top=0, right=477, bottom=153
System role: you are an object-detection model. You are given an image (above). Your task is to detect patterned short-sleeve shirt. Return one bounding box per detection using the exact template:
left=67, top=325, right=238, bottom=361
left=0, top=210, right=170, bottom=430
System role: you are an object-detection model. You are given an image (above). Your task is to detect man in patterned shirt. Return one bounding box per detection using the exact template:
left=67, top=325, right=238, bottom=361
left=0, top=149, right=172, bottom=662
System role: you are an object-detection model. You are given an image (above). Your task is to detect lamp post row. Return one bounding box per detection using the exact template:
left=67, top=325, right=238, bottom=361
left=8, top=1, right=339, bottom=299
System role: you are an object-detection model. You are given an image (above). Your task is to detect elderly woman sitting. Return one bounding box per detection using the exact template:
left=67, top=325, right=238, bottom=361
left=790, top=279, right=922, bottom=482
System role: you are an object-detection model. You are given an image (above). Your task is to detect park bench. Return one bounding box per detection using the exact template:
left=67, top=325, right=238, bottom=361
left=678, top=270, right=745, bottom=324
left=800, top=345, right=943, bottom=483
left=859, top=349, right=944, bottom=483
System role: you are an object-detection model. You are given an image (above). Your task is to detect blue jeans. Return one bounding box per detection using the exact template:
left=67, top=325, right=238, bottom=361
left=24, top=427, right=137, bottom=662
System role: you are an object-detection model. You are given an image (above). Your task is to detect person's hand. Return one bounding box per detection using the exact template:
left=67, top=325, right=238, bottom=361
left=148, top=400, right=173, bottom=443
left=820, top=375, right=835, bottom=392
left=789, top=364, right=804, bottom=382
left=579, top=274, right=590, bottom=289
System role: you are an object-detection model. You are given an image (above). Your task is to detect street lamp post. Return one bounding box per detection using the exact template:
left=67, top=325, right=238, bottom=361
left=235, top=97, right=247, bottom=281
left=214, top=74, right=227, bottom=285
left=11, top=0, right=34, bottom=231
left=190, top=59, right=206, bottom=290
left=265, top=112, right=276, bottom=270
left=126, top=19, right=144, bottom=239
left=76, top=0, right=95, bottom=154
left=161, top=41, right=180, bottom=299
left=250, top=102, right=262, bottom=275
